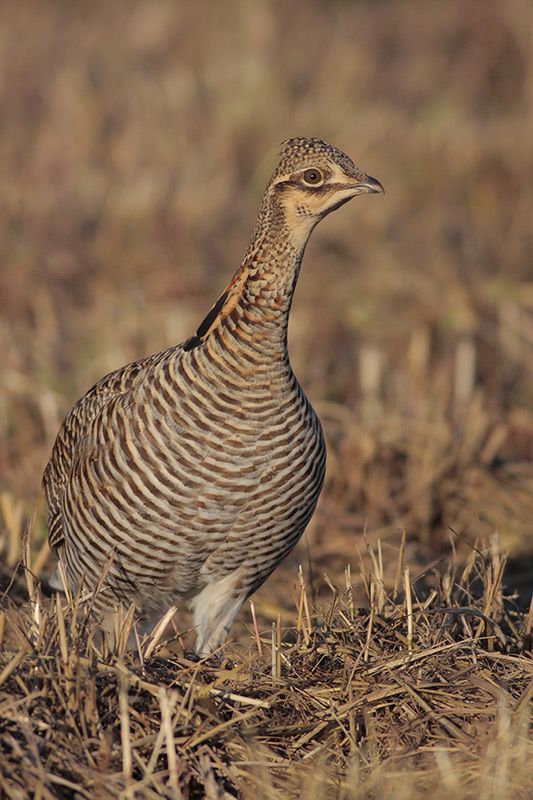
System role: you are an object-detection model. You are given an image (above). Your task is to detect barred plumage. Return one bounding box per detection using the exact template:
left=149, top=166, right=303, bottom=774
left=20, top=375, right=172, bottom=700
left=43, top=137, right=383, bottom=654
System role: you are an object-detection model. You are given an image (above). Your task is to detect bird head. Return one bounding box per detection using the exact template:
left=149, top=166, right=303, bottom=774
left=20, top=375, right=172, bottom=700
left=267, top=137, right=383, bottom=243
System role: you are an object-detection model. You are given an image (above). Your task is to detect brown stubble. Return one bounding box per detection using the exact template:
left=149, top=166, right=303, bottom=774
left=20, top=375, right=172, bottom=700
left=0, top=537, right=532, bottom=798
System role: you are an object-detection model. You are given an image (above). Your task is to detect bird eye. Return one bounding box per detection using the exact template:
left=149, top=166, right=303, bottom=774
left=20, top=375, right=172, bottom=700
left=302, top=168, right=323, bottom=186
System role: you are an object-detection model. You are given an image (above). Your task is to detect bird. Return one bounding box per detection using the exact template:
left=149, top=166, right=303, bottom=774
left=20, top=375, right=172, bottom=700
left=43, top=137, right=383, bottom=655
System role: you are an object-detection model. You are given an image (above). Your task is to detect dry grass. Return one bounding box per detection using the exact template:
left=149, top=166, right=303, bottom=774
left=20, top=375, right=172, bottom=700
left=1, top=0, right=533, bottom=796
left=1, top=540, right=532, bottom=799
left=1, top=0, right=532, bottom=558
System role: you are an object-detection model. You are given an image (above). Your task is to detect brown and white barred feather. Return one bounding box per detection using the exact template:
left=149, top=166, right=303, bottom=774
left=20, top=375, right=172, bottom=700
left=43, top=137, right=382, bottom=654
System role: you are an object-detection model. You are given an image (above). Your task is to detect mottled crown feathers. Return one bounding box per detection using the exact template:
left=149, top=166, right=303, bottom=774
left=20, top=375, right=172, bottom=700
left=275, top=137, right=365, bottom=181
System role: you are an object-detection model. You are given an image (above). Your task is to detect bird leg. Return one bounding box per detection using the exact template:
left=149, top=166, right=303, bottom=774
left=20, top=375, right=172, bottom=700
left=189, top=570, right=247, bottom=657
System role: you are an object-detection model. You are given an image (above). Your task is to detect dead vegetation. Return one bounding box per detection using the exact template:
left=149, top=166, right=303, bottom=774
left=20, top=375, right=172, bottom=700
left=1, top=540, right=532, bottom=799
left=1, top=0, right=533, bottom=797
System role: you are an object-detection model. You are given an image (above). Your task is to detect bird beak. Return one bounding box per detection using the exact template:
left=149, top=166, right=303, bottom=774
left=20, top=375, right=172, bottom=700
left=354, top=175, right=385, bottom=195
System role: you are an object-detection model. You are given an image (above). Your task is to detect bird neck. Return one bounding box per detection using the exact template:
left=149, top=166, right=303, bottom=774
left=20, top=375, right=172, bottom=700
left=239, top=201, right=310, bottom=325
left=186, top=196, right=315, bottom=357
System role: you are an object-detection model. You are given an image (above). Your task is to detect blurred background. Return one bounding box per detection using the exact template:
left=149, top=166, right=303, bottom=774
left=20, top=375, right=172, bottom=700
left=1, top=0, right=532, bottom=608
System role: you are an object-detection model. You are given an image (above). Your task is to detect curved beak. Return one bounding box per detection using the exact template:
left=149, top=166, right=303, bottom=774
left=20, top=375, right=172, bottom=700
left=355, top=175, right=385, bottom=195
left=325, top=174, right=385, bottom=214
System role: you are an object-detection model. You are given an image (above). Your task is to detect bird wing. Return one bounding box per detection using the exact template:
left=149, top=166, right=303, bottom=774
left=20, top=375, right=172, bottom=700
left=43, top=350, right=167, bottom=549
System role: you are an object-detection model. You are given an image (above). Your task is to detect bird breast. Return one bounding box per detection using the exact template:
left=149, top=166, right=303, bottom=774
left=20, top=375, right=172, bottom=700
left=63, top=347, right=325, bottom=605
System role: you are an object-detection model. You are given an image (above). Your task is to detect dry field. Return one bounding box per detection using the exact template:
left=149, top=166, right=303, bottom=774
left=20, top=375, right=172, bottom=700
left=1, top=1, right=532, bottom=797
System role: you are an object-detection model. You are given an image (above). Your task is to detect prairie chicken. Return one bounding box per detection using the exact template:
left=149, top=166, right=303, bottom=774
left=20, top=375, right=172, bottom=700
left=43, top=137, right=383, bottom=655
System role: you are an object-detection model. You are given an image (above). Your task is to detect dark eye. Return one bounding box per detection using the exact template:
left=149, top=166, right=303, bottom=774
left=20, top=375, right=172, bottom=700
left=302, top=168, right=323, bottom=186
